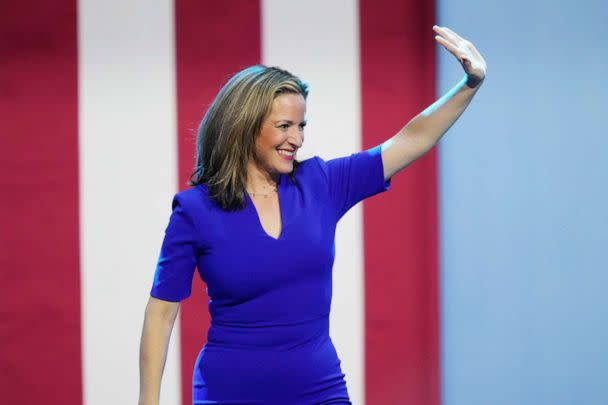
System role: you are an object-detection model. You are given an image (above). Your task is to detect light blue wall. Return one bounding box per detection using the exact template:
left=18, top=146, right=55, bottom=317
left=437, top=1, right=608, bottom=404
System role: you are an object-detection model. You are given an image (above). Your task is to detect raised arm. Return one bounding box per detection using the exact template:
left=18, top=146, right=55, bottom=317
left=381, top=25, right=487, bottom=181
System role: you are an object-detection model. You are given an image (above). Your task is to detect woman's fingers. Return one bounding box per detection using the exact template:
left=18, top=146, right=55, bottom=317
left=433, top=25, right=459, bottom=45
left=434, top=26, right=465, bottom=62
left=432, top=24, right=487, bottom=86
left=434, top=34, right=459, bottom=56
left=440, top=26, right=464, bottom=42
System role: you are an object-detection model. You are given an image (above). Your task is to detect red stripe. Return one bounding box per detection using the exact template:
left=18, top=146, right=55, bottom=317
left=0, top=2, right=82, bottom=403
left=360, top=0, right=440, bottom=403
left=174, top=1, right=261, bottom=402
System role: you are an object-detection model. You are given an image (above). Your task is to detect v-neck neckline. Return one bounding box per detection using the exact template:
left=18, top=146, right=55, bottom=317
left=246, top=174, right=286, bottom=241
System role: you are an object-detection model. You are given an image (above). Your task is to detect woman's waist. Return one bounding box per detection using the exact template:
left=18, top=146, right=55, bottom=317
left=205, top=314, right=330, bottom=350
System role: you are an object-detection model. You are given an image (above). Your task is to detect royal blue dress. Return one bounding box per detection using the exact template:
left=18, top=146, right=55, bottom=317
left=150, top=145, right=391, bottom=404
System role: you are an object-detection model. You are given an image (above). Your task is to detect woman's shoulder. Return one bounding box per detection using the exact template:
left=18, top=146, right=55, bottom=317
left=296, top=155, right=334, bottom=187
left=175, top=184, right=205, bottom=201
left=172, top=184, right=213, bottom=213
left=297, top=155, right=328, bottom=178
left=170, top=185, right=220, bottom=240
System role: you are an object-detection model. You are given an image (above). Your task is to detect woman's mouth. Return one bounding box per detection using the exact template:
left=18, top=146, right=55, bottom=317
left=277, top=149, right=295, bottom=161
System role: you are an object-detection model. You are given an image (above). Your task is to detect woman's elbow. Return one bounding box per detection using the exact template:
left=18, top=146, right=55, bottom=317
left=145, top=295, right=180, bottom=323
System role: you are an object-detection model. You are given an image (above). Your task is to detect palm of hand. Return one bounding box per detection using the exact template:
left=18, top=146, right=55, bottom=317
left=433, top=25, right=487, bottom=88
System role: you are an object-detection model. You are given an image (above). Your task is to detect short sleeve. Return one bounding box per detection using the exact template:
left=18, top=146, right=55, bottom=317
left=150, top=193, right=198, bottom=302
left=319, top=144, right=392, bottom=220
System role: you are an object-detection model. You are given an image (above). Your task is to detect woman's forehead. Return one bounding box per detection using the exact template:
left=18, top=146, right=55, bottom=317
left=270, top=93, right=306, bottom=115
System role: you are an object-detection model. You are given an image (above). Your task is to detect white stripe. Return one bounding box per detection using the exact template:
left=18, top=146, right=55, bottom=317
left=262, top=1, right=365, bottom=403
left=78, top=1, right=181, bottom=403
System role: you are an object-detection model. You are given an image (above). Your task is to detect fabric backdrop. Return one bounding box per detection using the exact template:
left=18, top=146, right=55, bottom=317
left=1, top=1, right=437, bottom=404
left=2, top=0, right=606, bottom=404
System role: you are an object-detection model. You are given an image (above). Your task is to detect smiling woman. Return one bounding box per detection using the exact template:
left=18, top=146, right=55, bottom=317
left=187, top=65, right=310, bottom=211
left=248, top=92, right=307, bottom=193
left=140, top=22, right=488, bottom=401
left=246, top=92, right=308, bottom=239
left=139, top=64, right=393, bottom=405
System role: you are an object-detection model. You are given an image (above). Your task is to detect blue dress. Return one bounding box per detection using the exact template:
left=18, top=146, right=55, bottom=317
left=150, top=145, right=391, bottom=404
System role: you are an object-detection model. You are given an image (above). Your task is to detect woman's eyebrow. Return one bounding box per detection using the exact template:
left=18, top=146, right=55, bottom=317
left=272, top=119, right=308, bottom=124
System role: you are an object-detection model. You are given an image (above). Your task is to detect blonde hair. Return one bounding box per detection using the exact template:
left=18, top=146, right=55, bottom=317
left=189, top=65, right=309, bottom=211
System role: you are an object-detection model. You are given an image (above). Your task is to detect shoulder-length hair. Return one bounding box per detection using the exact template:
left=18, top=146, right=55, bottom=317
left=188, top=65, right=309, bottom=211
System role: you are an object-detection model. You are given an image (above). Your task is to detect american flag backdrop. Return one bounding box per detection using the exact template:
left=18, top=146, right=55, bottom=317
left=2, top=1, right=438, bottom=403
left=4, top=0, right=607, bottom=405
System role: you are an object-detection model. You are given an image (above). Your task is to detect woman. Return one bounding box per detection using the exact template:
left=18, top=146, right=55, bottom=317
left=139, top=25, right=486, bottom=404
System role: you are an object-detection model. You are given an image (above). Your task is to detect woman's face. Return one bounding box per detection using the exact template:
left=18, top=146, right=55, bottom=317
left=252, top=93, right=307, bottom=178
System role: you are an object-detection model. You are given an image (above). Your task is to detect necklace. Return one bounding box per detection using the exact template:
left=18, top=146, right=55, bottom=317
left=247, top=187, right=277, bottom=198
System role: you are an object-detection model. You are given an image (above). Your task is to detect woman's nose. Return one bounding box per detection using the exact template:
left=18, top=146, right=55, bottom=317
left=289, top=128, right=303, bottom=148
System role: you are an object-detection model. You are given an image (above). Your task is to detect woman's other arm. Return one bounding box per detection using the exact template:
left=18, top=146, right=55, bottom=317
left=138, top=296, right=180, bottom=405
left=381, top=25, right=487, bottom=181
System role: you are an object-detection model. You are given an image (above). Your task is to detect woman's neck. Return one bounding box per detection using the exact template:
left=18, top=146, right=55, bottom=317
left=245, top=161, right=280, bottom=192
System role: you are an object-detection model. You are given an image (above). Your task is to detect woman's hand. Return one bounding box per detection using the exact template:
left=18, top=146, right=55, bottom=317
left=433, top=25, right=487, bottom=88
